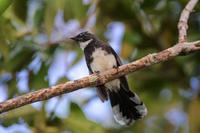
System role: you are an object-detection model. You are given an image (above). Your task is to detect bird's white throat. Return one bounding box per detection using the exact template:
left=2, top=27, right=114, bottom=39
left=79, top=39, right=93, bottom=49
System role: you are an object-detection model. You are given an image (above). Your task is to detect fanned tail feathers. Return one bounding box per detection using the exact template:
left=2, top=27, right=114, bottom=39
left=109, top=88, right=147, bottom=125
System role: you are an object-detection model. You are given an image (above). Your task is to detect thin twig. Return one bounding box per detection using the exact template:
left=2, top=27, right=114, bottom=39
left=178, top=0, right=199, bottom=43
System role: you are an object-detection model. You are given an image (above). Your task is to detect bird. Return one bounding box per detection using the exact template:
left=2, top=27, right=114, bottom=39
left=70, top=31, right=147, bottom=125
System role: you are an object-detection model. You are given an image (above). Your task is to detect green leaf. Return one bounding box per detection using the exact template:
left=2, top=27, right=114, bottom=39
left=63, top=0, right=88, bottom=21
left=0, top=18, right=15, bottom=60
left=0, top=0, right=13, bottom=15
left=33, top=4, right=45, bottom=28
left=124, top=31, right=142, bottom=45
left=56, top=76, right=69, bottom=84
left=29, top=62, right=49, bottom=90
left=0, top=105, right=38, bottom=126
left=6, top=74, right=18, bottom=98
left=12, top=0, right=27, bottom=22
left=6, top=44, right=36, bottom=73
left=44, top=0, right=58, bottom=36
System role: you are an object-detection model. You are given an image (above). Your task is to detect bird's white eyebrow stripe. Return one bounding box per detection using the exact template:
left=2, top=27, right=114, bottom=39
left=79, top=39, right=93, bottom=49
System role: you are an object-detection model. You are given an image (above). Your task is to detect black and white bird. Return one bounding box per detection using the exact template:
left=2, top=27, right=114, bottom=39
left=70, top=31, right=147, bottom=125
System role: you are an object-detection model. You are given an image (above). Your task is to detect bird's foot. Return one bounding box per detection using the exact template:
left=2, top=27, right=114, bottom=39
left=113, top=65, right=119, bottom=72
left=94, top=71, right=100, bottom=75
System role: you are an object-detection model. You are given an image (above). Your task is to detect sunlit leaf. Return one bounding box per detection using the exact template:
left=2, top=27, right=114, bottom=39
left=0, top=0, right=13, bottom=15
left=63, top=0, right=88, bottom=21
left=44, top=0, right=58, bottom=35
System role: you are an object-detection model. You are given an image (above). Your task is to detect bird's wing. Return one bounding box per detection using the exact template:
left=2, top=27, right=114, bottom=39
left=106, top=44, right=130, bottom=91
left=84, top=52, right=108, bottom=102
left=96, top=85, right=108, bottom=102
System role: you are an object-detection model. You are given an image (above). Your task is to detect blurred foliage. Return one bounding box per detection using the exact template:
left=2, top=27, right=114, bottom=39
left=0, top=0, right=200, bottom=133
left=0, top=0, right=13, bottom=15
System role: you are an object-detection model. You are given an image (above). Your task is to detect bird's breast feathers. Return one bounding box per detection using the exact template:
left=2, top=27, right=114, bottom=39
left=90, top=47, right=120, bottom=90
left=90, top=47, right=117, bottom=72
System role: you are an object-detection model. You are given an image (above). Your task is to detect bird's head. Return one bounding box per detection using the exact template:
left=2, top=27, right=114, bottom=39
left=70, top=31, right=95, bottom=43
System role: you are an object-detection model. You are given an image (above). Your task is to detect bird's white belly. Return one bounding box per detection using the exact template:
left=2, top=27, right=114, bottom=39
left=90, top=48, right=120, bottom=90
left=90, top=48, right=117, bottom=72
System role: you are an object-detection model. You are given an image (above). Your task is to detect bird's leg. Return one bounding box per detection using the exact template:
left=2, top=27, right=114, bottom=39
left=113, top=65, right=119, bottom=73
left=94, top=70, right=100, bottom=74
left=113, top=65, right=118, bottom=68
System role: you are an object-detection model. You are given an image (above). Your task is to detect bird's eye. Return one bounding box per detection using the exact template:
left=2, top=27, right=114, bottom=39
left=78, top=33, right=83, bottom=37
left=79, top=31, right=88, bottom=37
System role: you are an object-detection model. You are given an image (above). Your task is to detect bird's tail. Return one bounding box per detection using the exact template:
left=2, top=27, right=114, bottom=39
left=108, top=88, right=147, bottom=125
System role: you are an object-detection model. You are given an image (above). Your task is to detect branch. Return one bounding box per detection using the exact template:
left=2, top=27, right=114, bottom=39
left=178, top=0, right=199, bottom=43
left=0, top=41, right=200, bottom=114
left=0, top=0, right=199, bottom=114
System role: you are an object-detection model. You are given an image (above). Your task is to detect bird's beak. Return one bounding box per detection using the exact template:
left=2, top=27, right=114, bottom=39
left=70, top=37, right=76, bottom=41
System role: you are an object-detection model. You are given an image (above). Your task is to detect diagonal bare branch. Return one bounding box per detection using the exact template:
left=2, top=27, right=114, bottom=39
left=0, top=41, right=200, bottom=114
